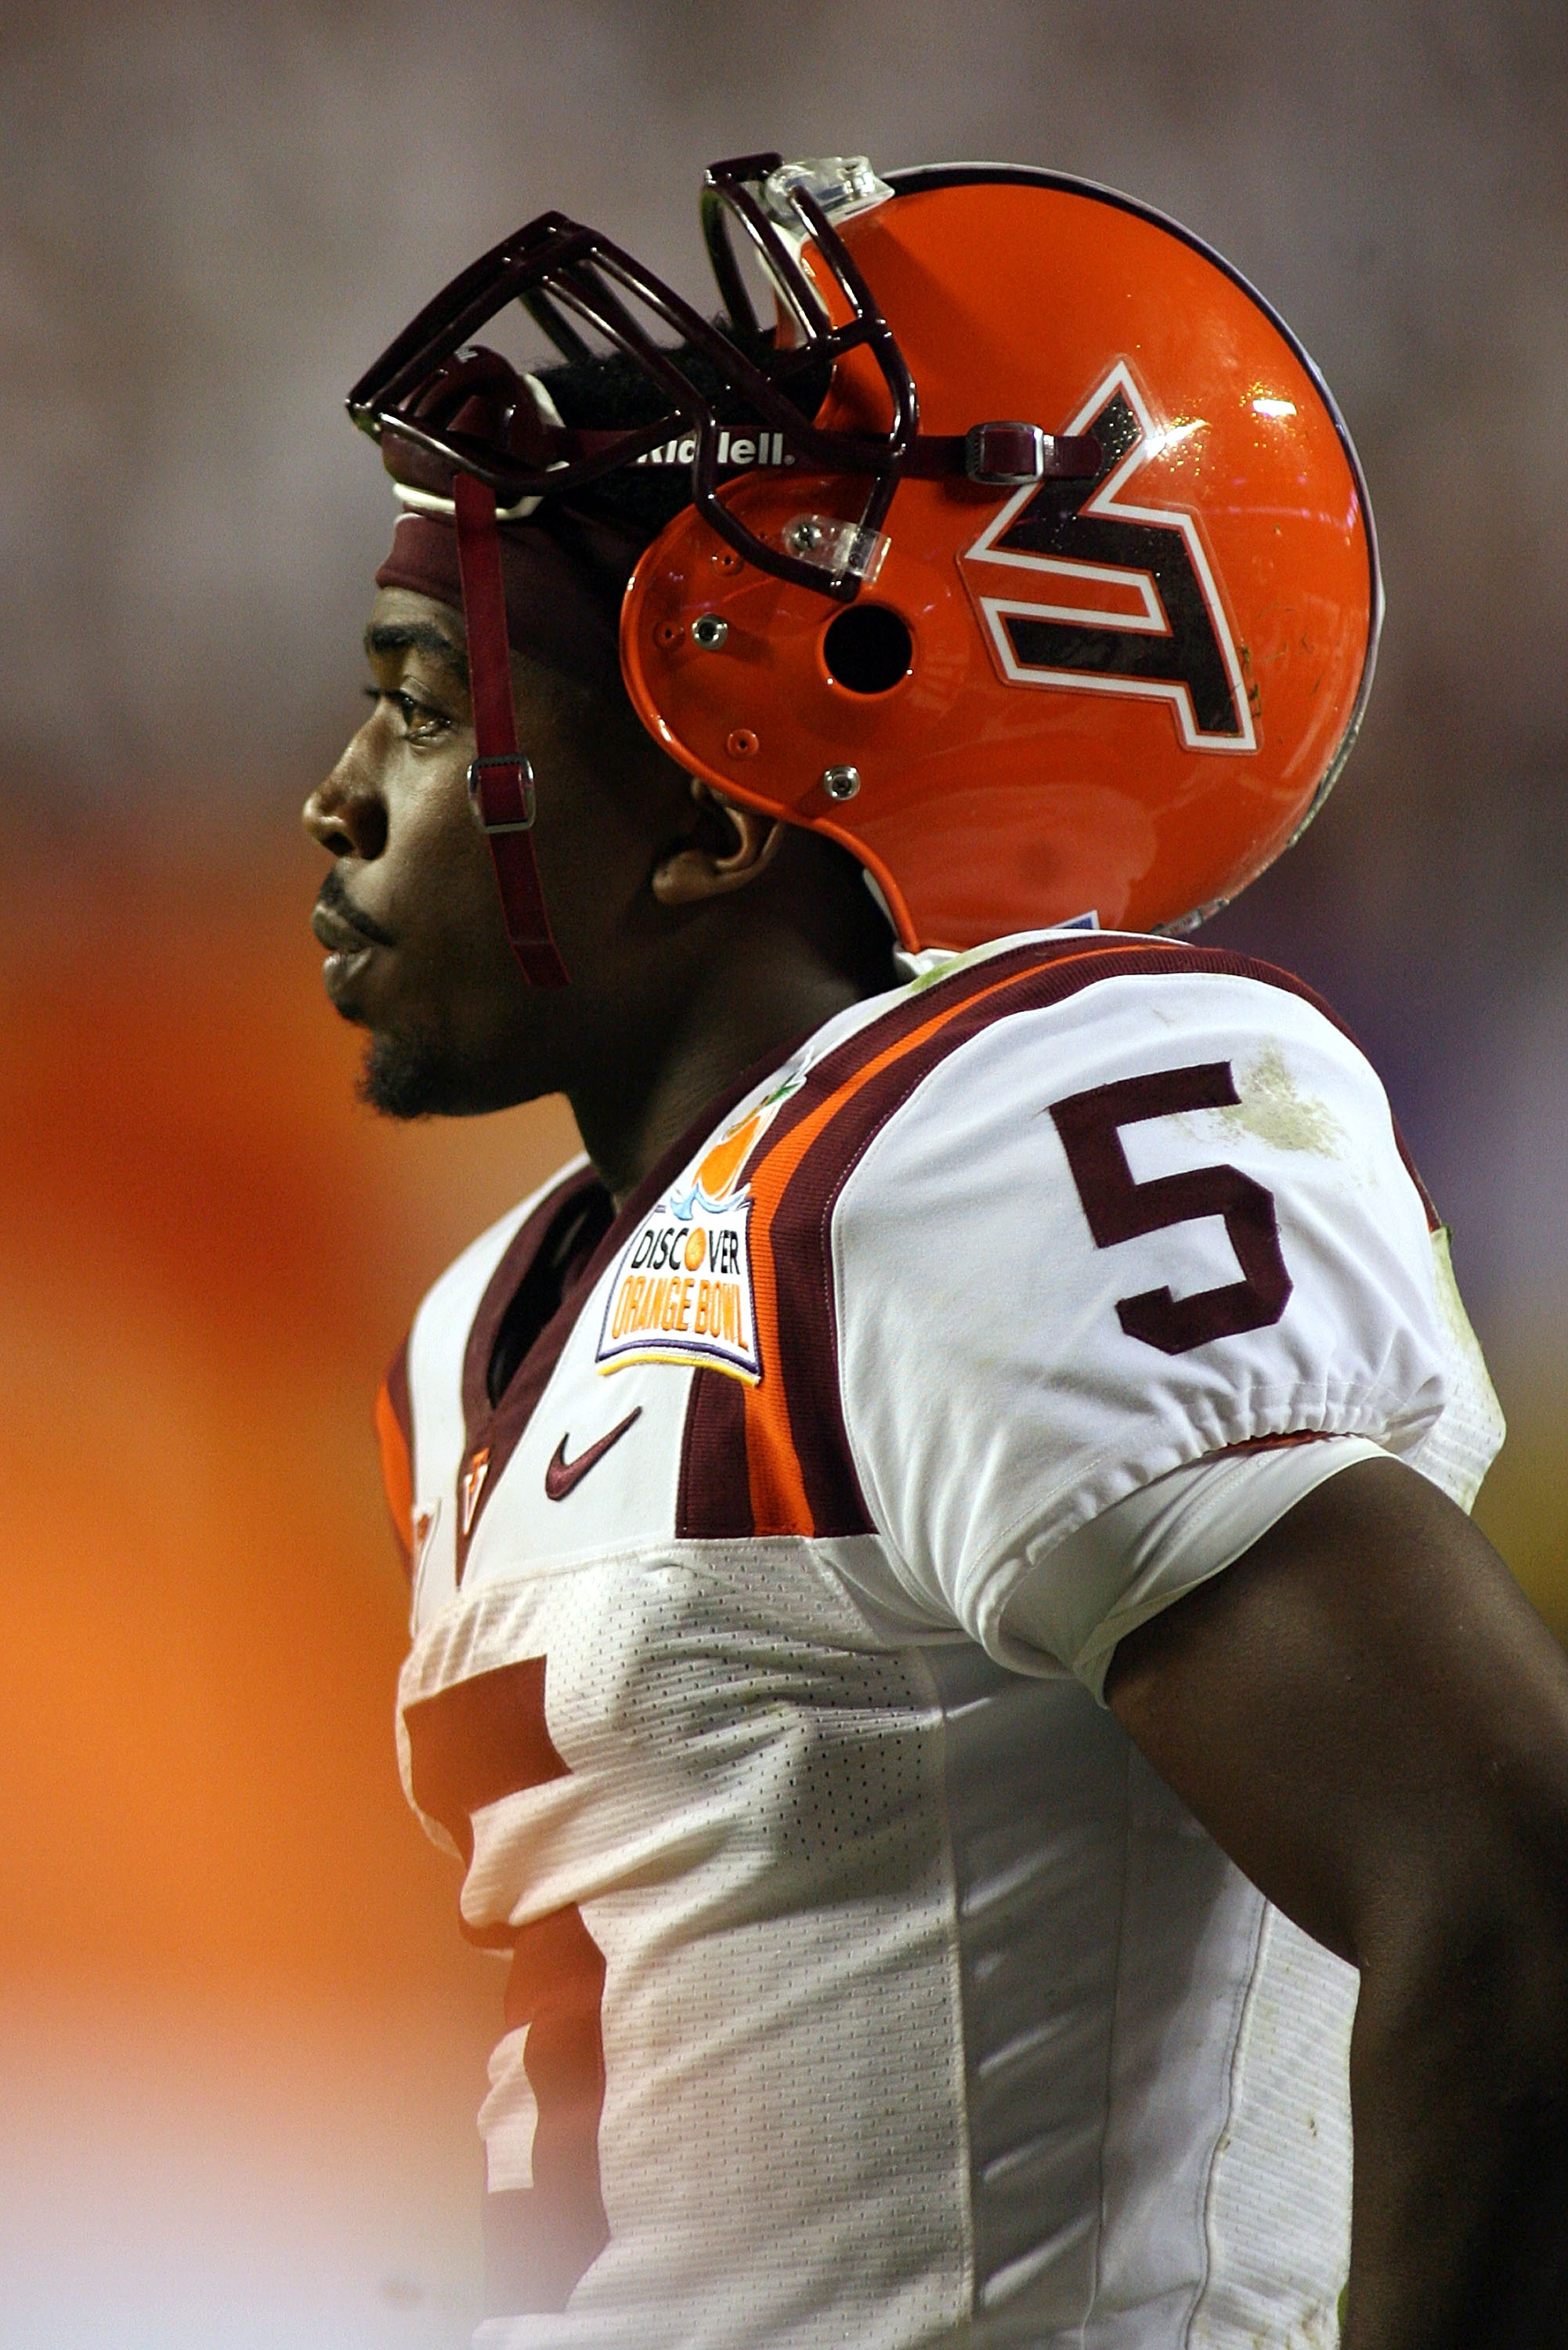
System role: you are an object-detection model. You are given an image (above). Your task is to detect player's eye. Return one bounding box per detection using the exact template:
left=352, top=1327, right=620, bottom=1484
left=363, top=686, right=450, bottom=740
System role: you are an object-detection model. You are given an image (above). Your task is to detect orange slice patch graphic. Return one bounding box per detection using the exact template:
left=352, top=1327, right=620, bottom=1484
left=694, top=1108, right=764, bottom=1205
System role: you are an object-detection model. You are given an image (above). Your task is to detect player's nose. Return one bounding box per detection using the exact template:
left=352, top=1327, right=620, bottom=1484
left=302, top=735, right=388, bottom=862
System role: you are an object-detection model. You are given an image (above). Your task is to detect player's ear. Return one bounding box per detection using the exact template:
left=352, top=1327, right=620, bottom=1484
left=651, top=777, right=786, bottom=908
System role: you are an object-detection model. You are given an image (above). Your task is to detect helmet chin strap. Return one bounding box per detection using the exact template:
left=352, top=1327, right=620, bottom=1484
left=452, top=470, right=570, bottom=988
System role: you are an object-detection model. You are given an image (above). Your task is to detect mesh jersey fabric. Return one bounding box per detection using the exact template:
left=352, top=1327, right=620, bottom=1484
left=378, top=928, right=1504, bottom=2348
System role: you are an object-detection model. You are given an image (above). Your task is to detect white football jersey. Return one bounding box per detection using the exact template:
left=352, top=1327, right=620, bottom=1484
left=375, top=930, right=1502, bottom=2349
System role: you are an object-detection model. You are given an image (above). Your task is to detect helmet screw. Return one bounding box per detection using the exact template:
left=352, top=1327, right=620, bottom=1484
left=820, top=765, right=861, bottom=801
left=725, top=728, right=760, bottom=759
left=787, top=520, right=825, bottom=555
left=692, top=613, right=729, bottom=649
left=653, top=618, right=685, bottom=649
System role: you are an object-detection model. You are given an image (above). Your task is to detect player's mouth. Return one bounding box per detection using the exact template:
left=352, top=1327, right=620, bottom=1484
left=313, top=880, right=396, bottom=1007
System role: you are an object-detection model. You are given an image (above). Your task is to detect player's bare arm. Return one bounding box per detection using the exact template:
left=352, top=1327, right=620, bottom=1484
left=305, top=154, right=1560, bottom=2348
left=1109, top=1459, right=1568, bottom=2350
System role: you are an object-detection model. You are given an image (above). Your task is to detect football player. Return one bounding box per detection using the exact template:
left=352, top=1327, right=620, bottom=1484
left=304, top=157, right=1568, bottom=2347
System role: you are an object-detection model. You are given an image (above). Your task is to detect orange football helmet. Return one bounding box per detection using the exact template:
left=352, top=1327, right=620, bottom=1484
left=350, top=154, right=1380, bottom=954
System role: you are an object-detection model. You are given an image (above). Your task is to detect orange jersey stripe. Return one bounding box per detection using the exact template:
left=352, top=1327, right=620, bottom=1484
left=739, top=942, right=1146, bottom=1535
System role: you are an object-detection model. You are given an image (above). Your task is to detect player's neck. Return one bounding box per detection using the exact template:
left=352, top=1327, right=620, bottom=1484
left=567, top=918, right=893, bottom=1210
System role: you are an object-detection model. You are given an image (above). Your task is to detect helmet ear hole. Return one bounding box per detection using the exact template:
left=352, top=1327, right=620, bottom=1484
left=822, top=605, right=913, bottom=695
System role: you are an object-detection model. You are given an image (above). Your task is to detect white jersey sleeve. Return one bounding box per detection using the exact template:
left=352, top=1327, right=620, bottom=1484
left=1002, top=1432, right=1386, bottom=1696
left=831, top=961, right=1503, bottom=1683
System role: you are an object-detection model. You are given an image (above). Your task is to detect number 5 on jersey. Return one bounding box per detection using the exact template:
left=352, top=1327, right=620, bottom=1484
left=403, top=1658, right=609, bottom=2315
left=1049, top=1061, right=1292, bottom=1354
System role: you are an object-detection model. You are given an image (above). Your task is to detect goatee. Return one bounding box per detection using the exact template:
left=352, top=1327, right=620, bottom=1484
left=359, top=1027, right=461, bottom=1119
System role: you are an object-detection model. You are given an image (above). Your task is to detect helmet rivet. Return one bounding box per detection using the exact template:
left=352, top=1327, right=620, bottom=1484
left=653, top=618, right=685, bottom=649
left=726, top=728, right=760, bottom=759
left=821, top=765, right=861, bottom=801
left=692, top=613, right=729, bottom=649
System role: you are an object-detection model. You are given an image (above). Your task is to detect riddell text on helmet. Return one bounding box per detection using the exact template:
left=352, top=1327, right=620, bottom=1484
left=634, top=429, right=796, bottom=470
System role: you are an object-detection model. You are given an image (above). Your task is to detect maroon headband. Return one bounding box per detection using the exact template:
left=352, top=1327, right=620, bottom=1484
left=374, top=504, right=641, bottom=703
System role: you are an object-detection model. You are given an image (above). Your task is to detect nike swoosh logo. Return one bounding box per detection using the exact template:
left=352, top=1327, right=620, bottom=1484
left=544, top=1408, right=642, bottom=1502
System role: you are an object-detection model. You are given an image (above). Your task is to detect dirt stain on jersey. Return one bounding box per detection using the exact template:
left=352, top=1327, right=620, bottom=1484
left=1225, top=1044, right=1347, bottom=1155
left=1171, top=1043, right=1346, bottom=1156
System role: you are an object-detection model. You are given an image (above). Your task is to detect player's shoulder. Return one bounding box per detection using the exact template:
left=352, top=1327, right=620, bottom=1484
left=894, top=927, right=1401, bottom=1148
left=883, top=924, right=1378, bottom=1079
left=742, top=925, right=1414, bottom=1219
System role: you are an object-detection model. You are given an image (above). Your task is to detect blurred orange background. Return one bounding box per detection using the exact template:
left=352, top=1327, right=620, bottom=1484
left=3, top=5, right=1566, bottom=2343
left=1, top=833, right=580, bottom=2344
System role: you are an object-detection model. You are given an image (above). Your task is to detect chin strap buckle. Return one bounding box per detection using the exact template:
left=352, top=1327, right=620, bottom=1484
left=467, top=754, right=537, bottom=834
left=452, top=471, right=569, bottom=989
left=963, top=421, right=1102, bottom=486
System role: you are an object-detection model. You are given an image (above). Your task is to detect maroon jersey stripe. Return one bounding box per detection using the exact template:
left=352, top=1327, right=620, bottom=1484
left=403, top=1655, right=569, bottom=1867
left=448, top=1032, right=819, bottom=1573
left=403, top=1658, right=610, bottom=2314
left=461, top=1167, right=605, bottom=1445
left=768, top=1177, right=874, bottom=1536
left=735, top=943, right=1212, bottom=1536
left=724, top=943, right=1137, bottom=1536
left=490, top=1908, right=611, bottom=2313
left=740, top=937, right=1111, bottom=1173
left=453, top=1166, right=611, bottom=1579
left=675, top=1366, right=753, bottom=1538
